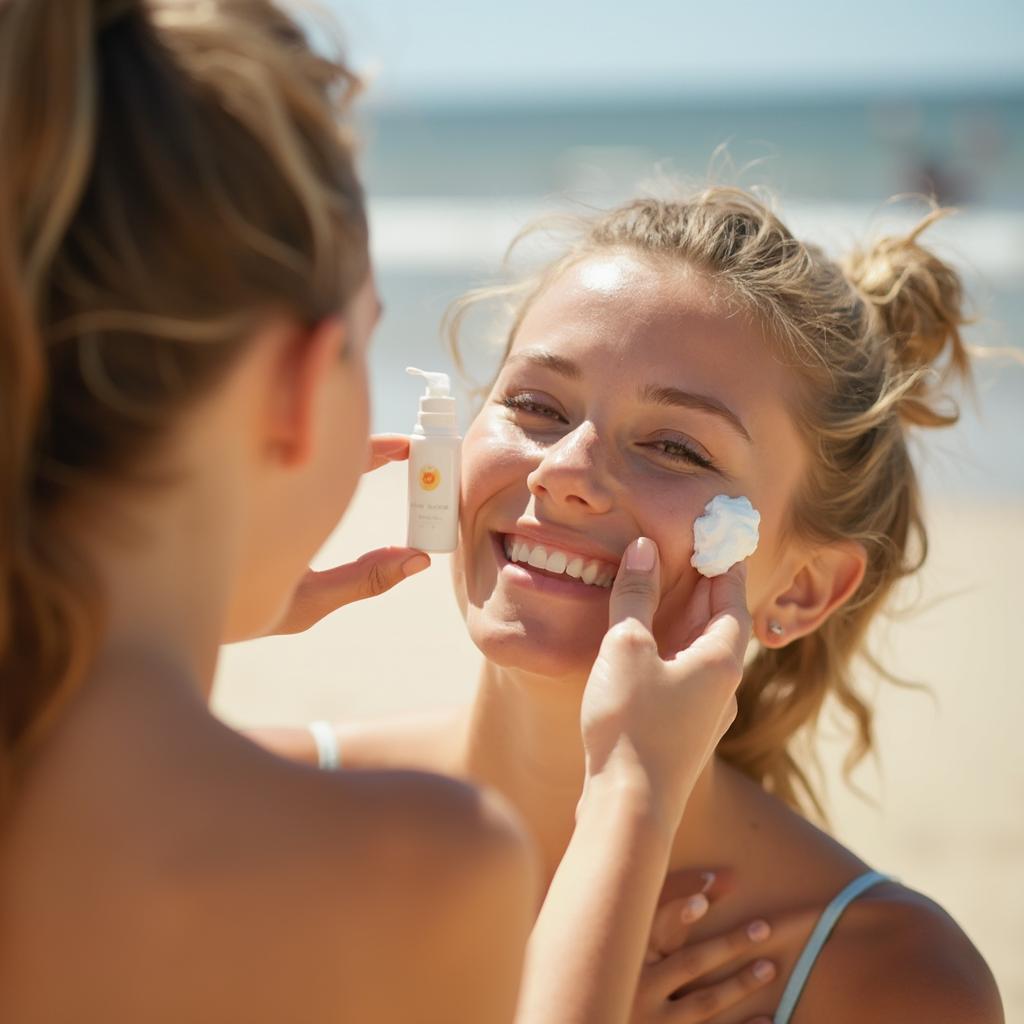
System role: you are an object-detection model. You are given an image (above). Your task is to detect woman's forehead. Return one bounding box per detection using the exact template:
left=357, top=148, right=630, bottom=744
left=503, top=251, right=803, bottom=448
left=510, top=253, right=757, bottom=369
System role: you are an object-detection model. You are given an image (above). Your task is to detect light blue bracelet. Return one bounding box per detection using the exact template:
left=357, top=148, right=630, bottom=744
left=307, top=720, right=339, bottom=771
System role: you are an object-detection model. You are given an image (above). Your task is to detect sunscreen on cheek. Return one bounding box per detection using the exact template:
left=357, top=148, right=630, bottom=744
left=690, top=494, right=760, bottom=577
left=406, top=367, right=461, bottom=553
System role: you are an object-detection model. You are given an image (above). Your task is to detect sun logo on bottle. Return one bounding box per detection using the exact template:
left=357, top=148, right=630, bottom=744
left=419, top=466, right=441, bottom=492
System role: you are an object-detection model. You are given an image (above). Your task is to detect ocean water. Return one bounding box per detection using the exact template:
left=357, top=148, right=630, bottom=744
left=358, top=91, right=1024, bottom=207
left=358, top=92, right=1024, bottom=497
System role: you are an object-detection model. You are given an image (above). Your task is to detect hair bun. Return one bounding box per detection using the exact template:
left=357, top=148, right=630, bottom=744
left=842, top=208, right=970, bottom=427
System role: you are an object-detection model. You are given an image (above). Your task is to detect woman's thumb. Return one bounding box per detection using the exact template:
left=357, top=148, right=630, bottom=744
left=607, top=537, right=661, bottom=633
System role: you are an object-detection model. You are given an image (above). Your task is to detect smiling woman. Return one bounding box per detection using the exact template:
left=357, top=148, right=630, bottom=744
left=449, top=188, right=967, bottom=816
left=426, top=187, right=1000, bottom=1022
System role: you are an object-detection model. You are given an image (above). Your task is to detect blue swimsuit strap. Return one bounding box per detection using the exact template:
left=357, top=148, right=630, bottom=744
left=773, top=869, right=892, bottom=1024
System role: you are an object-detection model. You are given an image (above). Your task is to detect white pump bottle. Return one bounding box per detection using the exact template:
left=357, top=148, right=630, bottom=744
left=405, top=367, right=461, bottom=553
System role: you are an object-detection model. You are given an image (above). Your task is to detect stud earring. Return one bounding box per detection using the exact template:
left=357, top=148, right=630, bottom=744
left=768, top=621, right=784, bottom=637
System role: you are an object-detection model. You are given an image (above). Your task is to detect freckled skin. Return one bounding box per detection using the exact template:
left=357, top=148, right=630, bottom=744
left=453, top=253, right=806, bottom=678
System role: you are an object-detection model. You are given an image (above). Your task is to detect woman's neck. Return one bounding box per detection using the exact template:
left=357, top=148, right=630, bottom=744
left=461, top=659, right=725, bottom=887
left=65, top=466, right=236, bottom=708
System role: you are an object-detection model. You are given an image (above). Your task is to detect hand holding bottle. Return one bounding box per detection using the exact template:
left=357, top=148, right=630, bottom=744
left=259, top=435, right=430, bottom=637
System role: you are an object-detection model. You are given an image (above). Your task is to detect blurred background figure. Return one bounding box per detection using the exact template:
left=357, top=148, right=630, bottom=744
left=216, top=0, right=1023, bottom=1014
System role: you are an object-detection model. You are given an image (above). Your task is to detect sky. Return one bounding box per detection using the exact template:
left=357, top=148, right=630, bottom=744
left=325, top=0, right=1024, bottom=104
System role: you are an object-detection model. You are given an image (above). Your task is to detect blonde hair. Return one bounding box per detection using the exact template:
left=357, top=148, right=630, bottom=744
left=448, top=187, right=972, bottom=819
left=0, top=0, right=367, bottom=799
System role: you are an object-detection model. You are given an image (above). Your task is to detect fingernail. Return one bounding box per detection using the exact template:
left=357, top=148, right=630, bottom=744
left=699, top=871, right=716, bottom=893
left=401, top=553, right=431, bottom=577
left=680, top=893, right=709, bottom=923
left=752, top=959, right=775, bottom=982
left=747, top=919, right=771, bottom=942
left=625, top=537, right=656, bottom=572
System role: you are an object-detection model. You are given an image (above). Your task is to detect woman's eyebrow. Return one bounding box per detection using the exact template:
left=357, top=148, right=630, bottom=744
left=503, top=347, right=582, bottom=380
left=640, top=384, right=752, bottom=443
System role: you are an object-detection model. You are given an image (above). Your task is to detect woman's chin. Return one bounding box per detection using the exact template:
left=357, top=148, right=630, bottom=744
left=466, top=613, right=600, bottom=681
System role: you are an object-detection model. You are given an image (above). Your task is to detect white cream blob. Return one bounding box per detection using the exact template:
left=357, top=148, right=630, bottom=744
left=690, top=494, right=761, bottom=577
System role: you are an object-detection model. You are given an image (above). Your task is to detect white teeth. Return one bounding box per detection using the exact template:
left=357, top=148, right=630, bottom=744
left=546, top=550, right=568, bottom=574
left=528, top=545, right=548, bottom=569
left=503, top=536, right=611, bottom=588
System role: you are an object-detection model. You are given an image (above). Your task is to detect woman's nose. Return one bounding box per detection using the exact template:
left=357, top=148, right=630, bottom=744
left=526, top=422, right=614, bottom=514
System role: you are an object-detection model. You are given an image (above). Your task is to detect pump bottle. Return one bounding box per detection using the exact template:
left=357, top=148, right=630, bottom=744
left=405, top=367, right=461, bottom=553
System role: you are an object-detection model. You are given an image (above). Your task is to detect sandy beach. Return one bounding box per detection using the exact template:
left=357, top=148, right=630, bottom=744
left=214, top=462, right=1024, bottom=1019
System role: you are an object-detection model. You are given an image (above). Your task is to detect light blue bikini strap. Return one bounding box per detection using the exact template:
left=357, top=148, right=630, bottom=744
left=773, top=869, right=891, bottom=1024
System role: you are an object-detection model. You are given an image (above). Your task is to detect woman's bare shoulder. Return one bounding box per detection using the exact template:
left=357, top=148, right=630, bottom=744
left=801, top=882, right=1004, bottom=1024
left=225, top=725, right=523, bottom=878
left=702, top=768, right=1002, bottom=1022
left=158, top=739, right=536, bottom=1020
left=2, top=701, right=532, bottom=1022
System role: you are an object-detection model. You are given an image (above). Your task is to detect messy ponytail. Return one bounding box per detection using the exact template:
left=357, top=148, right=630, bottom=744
left=449, top=188, right=973, bottom=819
left=0, top=0, right=368, bottom=801
left=729, top=205, right=971, bottom=818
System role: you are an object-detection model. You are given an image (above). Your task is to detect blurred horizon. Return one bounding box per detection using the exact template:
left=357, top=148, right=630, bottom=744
left=359, top=81, right=1024, bottom=112
left=329, top=0, right=1024, bottom=106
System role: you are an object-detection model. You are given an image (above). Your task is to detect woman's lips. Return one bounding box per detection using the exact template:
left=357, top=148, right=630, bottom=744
left=490, top=532, right=617, bottom=598
left=503, top=533, right=616, bottom=587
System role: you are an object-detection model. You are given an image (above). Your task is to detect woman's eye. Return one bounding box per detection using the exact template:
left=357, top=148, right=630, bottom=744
left=500, top=393, right=568, bottom=423
left=646, top=438, right=715, bottom=470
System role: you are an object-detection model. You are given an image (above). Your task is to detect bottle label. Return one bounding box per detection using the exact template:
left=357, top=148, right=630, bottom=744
left=407, top=437, right=461, bottom=552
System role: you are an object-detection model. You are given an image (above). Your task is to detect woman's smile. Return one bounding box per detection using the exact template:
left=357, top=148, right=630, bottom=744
left=494, top=526, right=621, bottom=593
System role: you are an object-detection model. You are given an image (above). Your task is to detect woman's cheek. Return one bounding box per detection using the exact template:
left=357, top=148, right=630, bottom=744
left=460, top=418, right=538, bottom=516
left=641, top=483, right=737, bottom=647
left=455, top=413, right=535, bottom=606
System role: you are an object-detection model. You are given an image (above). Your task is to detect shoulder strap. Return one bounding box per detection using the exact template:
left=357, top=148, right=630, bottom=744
left=308, top=721, right=342, bottom=770
left=774, top=869, right=891, bottom=1024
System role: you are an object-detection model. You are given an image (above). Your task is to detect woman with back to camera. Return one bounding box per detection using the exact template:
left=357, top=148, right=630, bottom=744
left=0, top=1, right=761, bottom=1021
left=258, top=189, right=1005, bottom=1023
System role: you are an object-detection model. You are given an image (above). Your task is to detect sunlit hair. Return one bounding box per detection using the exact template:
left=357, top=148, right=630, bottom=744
left=447, top=187, right=972, bottom=819
left=0, top=0, right=368, bottom=799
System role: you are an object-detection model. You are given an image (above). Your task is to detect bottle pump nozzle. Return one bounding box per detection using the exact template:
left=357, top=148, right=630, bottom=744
left=406, top=367, right=450, bottom=397
left=407, top=366, right=457, bottom=436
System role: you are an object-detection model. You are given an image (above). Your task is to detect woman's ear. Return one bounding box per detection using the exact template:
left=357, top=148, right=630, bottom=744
left=757, top=540, right=867, bottom=647
left=265, top=316, right=346, bottom=467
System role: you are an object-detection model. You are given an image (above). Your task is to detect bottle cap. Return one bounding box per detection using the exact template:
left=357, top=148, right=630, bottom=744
left=407, top=366, right=457, bottom=435
left=406, top=367, right=450, bottom=397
